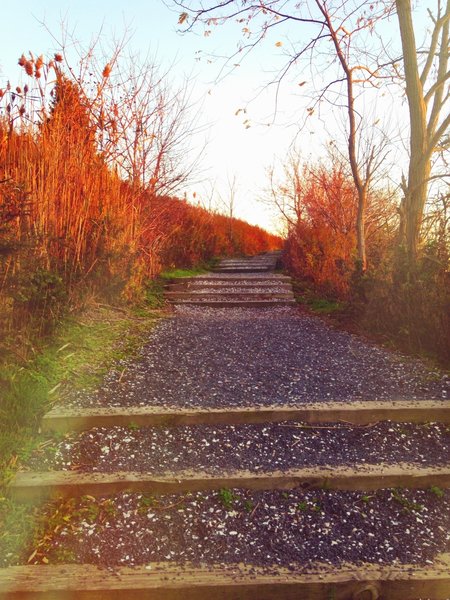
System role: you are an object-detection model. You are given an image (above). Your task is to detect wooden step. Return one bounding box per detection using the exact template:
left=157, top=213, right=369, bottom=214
left=10, top=464, right=450, bottom=502
left=172, top=299, right=296, bottom=307
left=165, top=292, right=295, bottom=300
left=41, top=400, right=450, bottom=432
left=165, top=275, right=291, bottom=283
left=216, top=262, right=275, bottom=266
left=214, top=265, right=275, bottom=269
left=167, top=283, right=293, bottom=290
left=216, top=260, right=276, bottom=264
left=1, top=557, right=450, bottom=599
left=212, top=268, right=273, bottom=273
left=166, top=282, right=293, bottom=292
left=187, top=282, right=293, bottom=289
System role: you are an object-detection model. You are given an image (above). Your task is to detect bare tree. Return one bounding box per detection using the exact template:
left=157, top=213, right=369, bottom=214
left=36, top=27, right=205, bottom=197
left=218, top=172, right=239, bottom=248
left=266, top=152, right=304, bottom=228
left=394, top=0, right=450, bottom=270
left=170, top=0, right=395, bottom=271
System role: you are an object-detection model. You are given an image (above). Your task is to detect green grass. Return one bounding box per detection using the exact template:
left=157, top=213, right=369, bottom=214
left=159, top=267, right=208, bottom=279
left=306, top=298, right=343, bottom=314
left=0, top=304, right=162, bottom=479
left=218, top=488, right=239, bottom=510
left=159, top=258, right=219, bottom=281
left=0, top=258, right=220, bottom=565
left=0, top=301, right=166, bottom=566
left=292, top=281, right=344, bottom=315
left=0, top=497, right=37, bottom=567
left=144, top=260, right=219, bottom=307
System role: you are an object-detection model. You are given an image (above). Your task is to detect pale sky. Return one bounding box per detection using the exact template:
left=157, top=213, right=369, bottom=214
left=0, top=1, right=425, bottom=233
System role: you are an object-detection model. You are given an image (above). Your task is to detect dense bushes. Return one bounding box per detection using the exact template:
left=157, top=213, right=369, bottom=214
left=281, top=161, right=449, bottom=364
left=282, top=166, right=357, bottom=297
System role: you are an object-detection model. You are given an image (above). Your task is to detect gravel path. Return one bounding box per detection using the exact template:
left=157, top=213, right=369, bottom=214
left=28, top=421, right=450, bottom=473
left=17, top=288, right=450, bottom=575
left=66, top=307, right=448, bottom=409
left=27, top=488, right=450, bottom=568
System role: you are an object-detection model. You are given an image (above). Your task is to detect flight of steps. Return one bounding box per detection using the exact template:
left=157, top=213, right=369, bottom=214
left=4, top=399, right=450, bottom=599
left=165, top=252, right=296, bottom=308
left=211, top=252, right=281, bottom=273
left=2, top=253, right=450, bottom=599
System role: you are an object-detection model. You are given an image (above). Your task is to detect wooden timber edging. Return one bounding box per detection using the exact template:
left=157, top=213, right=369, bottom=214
left=167, top=286, right=294, bottom=294
left=165, top=300, right=296, bottom=307
left=187, top=281, right=293, bottom=288
left=9, top=463, right=450, bottom=502
left=164, top=292, right=295, bottom=299
left=1, top=557, right=450, bottom=599
left=164, top=275, right=291, bottom=283
left=41, top=400, right=450, bottom=433
left=166, top=283, right=293, bottom=292
left=165, top=292, right=295, bottom=304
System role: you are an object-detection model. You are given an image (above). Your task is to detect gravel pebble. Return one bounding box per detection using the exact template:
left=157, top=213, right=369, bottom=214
left=28, top=286, right=450, bottom=574
left=29, top=488, right=450, bottom=568
left=28, top=421, right=450, bottom=473
left=65, top=307, right=449, bottom=409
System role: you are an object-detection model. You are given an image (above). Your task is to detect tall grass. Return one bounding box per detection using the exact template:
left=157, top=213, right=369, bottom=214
left=0, top=54, right=281, bottom=361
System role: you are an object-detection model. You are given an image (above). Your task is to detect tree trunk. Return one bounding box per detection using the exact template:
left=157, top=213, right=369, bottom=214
left=345, top=70, right=367, bottom=273
left=395, top=0, right=430, bottom=270
left=355, top=186, right=367, bottom=273
left=320, top=1, right=368, bottom=273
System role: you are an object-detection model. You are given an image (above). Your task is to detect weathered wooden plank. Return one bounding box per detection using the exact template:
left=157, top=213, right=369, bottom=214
left=171, top=300, right=296, bottom=307
left=211, top=270, right=277, bottom=273
left=189, top=282, right=292, bottom=287
left=165, top=292, right=295, bottom=300
left=1, top=557, right=450, bottom=599
left=166, top=284, right=293, bottom=292
left=165, top=275, right=291, bottom=283
left=41, top=400, right=450, bottom=433
left=9, top=464, right=450, bottom=502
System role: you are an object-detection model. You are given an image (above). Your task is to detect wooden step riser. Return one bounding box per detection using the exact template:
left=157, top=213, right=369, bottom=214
left=1, top=561, right=450, bottom=600
left=10, top=465, right=450, bottom=502
left=165, top=276, right=291, bottom=283
left=214, top=266, right=276, bottom=270
left=41, top=401, right=450, bottom=433
left=213, top=269, right=272, bottom=273
left=166, top=294, right=295, bottom=300
left=165, top=289, right=294, bottom=294
left=215, top=260, right=276, bottom=264
left=172, top=300, right=296, bottom=307
left=167, top=284, right=293, bottom=291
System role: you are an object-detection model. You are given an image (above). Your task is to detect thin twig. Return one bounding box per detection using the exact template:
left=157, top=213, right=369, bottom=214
left=280, top=421, right=380, bottom=430
left=249, top=502, right=260, bottom=519
left=155, top=497, right=187, bottom=511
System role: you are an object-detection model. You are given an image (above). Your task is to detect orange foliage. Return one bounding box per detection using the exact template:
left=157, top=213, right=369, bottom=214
left=0, top=57, right=280, bottom=338
left=283, top=165, right=357, bottom=296
left=148, top=196, right=279, bottom=269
